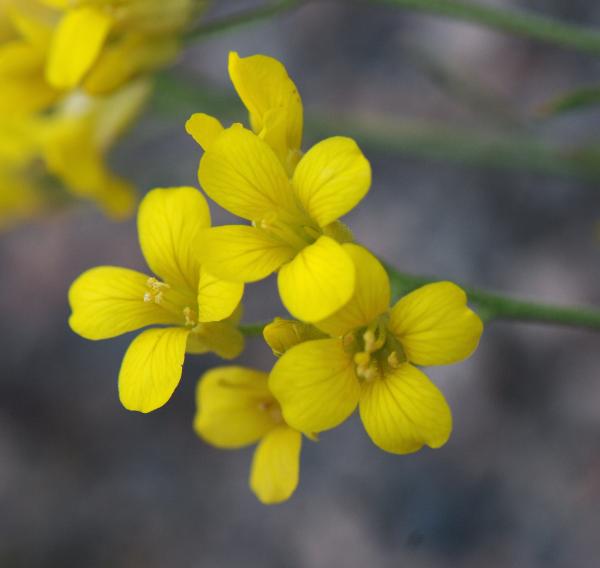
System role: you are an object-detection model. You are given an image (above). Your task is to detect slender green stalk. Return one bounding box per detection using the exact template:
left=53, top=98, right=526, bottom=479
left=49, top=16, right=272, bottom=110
left=386, top=266, right=600, bottom=330
left=370, top=0, right=600, bottom=55
left=237, top=268, right=600, bottom=336
left=185, top=0, right=303, bottom=41
left=540, top=85, right=600, bottom=116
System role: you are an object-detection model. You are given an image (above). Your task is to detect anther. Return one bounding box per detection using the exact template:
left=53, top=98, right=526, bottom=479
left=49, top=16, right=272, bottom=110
left=183, top=307, right=196, bottom=326
left=363, top=329, right=376, bottom=352
left=387, top=350, right=401, bottom=369
left=144, top=277, right=170, bottom=304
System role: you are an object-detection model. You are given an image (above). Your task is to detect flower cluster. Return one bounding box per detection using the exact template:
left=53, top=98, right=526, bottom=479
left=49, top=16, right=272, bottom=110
left=0, top=0, right=203, bottom=228
left=68, top=52, right=483, bottom=504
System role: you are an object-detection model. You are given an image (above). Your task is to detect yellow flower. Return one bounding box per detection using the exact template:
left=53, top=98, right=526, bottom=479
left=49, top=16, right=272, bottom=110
left=41, top=79, right=151, bottom=218
left=44, top=0, right=201, bottom=93
left=196, top=124, right=370, bottom=322
left=186, top=54, right=370, bottom=322
left=268, top=245, right=484, bottom=454
left=194, top=366, right=302, bottom=505
left=68, top=186, right=245, bottom=413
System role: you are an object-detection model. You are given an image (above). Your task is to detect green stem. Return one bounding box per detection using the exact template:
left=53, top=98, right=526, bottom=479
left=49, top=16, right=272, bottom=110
left=370, top=0, right=600, bottom=55
left=237, top=268, right=600, bottom=336
left=385, top=266, right=600, bottom=331
left=185, top=0, right=304, bottom=41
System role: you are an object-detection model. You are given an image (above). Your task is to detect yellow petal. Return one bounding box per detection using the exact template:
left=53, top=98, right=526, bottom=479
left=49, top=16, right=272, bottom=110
left=119, top=327, right=190, bottom=413
left=186, top=320, right=245, bottom=360
left=263, top=317, right=327, bottom=356
left=228, top=51, right=303, bottom=153
left=68, top=266, right=179, bottom=340
left=198, top=124, right=296, bottom=221
left=269, top=339, right=360, bottom=433
left=185, top=113, right=224, bottom=152
left=359, top=363, right=452, bottom=454
left=250, top=426, right=302, bottom=505
left=198, top=225, right=294, bottom=283
left=46, top=7, right=113, bottom=89
left=194, top=366, right=279, bottom=448
left=315, top=244, right=390, bottom=336
left=389, top=282, right=484, bottom=366
left=138, top=186, right=211, bottom=292
left=292, top=137, right=371, bottom=227
left=197, top=267, right=244, bottom=323
left=277, top=236, right=355, bottom=322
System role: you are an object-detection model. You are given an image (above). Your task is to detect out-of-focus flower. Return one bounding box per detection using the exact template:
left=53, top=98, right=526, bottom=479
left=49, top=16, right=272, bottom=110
left=194, top=366, right=303, bottom=504
left=44, top=0, right=201, bottom=94
left=0, top=116, right=45, bottom=228
left=68, top=187, right=245, bottom=413
left=41, top=79, right=151, bottom=218
left=268, top=245, right=483, bottom=454
left=0, top=1, right=61, bottom=114
left=0, top=0, right=207, bottom=227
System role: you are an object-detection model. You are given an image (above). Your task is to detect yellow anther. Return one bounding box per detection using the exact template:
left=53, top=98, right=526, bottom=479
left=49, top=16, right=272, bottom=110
left=144, top=277, right=170, bottom=304
left=357, top=362, right=379, bottom=382
left=183, top=306, right=196, bottom=326
left=387, top=350, right=401, bottom=369
left=354, top=351, right=370, bottom=367
left=363, top=329, right=376, bottom=352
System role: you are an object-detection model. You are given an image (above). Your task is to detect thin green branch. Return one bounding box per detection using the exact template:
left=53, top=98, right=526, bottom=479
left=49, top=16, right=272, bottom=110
left=386, top=266, right=600, bottom=331
left=370, top=0, right=600, bottom=55
left=237, top=268, right=600, bottom=336
left=539, top=85, right=600, bottom=116
left=185, top=0, right=304, bottom=41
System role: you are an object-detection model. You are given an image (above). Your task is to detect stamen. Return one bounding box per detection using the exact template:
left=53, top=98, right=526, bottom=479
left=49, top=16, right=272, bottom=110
left=387, top=350, right=401, bottom=369
left=183, top=307, right=196, bottom=326
left=144, top=277, right=170, bottom=304
left=363, top=329, right=376, bottom=352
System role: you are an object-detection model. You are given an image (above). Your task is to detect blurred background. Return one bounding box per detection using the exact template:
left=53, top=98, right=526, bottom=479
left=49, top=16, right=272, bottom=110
left=1, top=0, right=600, bottom=566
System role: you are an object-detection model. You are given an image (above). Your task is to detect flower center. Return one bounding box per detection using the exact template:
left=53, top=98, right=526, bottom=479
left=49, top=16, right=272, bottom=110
left=143, top=277, right=197, bottom=327
left=256, top=211, right=320, bottom=252
left=258, top=399, right=284, bottom=424
left=345, top=315, right=406, bottom=382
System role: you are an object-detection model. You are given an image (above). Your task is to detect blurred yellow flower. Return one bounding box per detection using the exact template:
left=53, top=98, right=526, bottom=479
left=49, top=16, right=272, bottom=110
left=44, top=0, right=201, bottom=93
left=0, top=115, right=47, bottom=228
left=41, top=79, right=151, bottom=218
left=0, top=0, right=61, bottom=114
left=269, top=245, right=484, bottom=454
left=194, top=366, right=302, bottom=504
left=68, top=186, right=245, bottom=413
